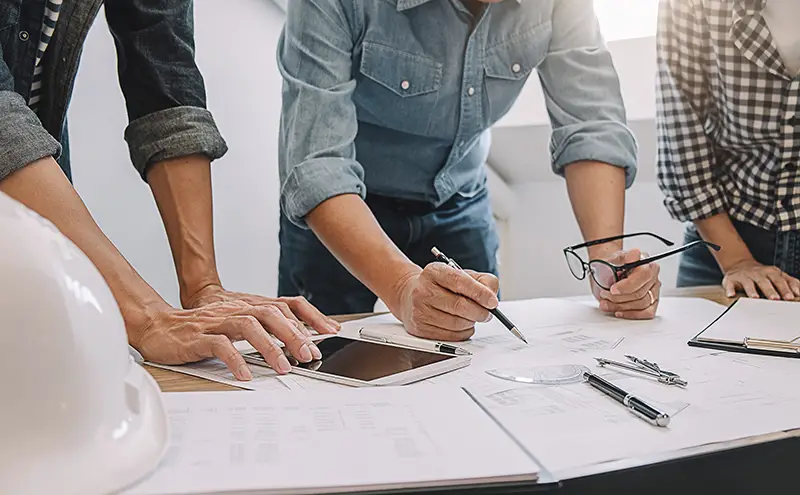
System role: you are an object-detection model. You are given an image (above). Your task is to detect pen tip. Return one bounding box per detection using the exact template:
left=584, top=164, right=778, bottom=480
left=431, top=246, right=442, bottom=257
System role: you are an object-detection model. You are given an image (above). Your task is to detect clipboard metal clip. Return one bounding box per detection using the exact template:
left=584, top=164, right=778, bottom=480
left=744, top=337, right=800, bottom=354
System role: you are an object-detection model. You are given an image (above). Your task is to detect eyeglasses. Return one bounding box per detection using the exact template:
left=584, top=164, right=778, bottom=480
left=564, top=232, right=720, bottom=291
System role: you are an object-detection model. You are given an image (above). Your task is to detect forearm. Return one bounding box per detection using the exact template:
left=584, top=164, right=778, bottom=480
left=306, top=194, right=420, bottom=314
left=0, top=158, right=167, bottom=335
left=564, top=161, right=626, bottom=258
left=146, top=154, right=221, bottom=306
left=694, top=213, right=754, bottom=271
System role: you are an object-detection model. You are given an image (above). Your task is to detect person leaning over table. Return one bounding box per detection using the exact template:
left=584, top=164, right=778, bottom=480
left=276, top=0, right=664, bottom=343
left=656, top=0, right=800, bottom=301
left=0, top=0, right=339, bottom=380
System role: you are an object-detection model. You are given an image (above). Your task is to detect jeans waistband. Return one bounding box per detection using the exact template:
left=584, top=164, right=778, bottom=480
left=365, top=194, right=440, bottom=216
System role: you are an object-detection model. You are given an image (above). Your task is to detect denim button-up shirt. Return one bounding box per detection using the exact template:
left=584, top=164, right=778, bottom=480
left=278, top=0, right=637, bottom=228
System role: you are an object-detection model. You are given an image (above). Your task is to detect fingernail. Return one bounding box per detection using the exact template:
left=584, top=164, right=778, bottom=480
left=310, top=342, right=322, bottom=360
left=611, top=286, right=621, bottom=295
left=600, top=302, right=609, bottom=312
left=298, top=344, right=313, bottom=362
left=615, top=312, right=623, bottom=318
left=771, top=295, right=780, bottom=301
left=237, top=364, right=252, bottom=381
left=785, top=294, right=794, bottom=300
left=326, top=321, right=340, bottom=333
left=483, top=313, right=493, bottom=323
left=277, top=355, right=292, bottom=374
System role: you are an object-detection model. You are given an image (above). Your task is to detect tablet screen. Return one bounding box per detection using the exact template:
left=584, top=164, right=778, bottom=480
left=245, top=336, right=454, bottom=382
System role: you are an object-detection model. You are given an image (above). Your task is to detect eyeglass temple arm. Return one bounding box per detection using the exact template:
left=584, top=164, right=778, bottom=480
left=567, top=232, right=674, bottom=251
left=617, top=241, right=721, bottom=272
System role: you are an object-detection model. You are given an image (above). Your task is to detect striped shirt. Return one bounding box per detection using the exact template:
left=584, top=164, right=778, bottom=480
left=29, top=0, right=64, bottom=110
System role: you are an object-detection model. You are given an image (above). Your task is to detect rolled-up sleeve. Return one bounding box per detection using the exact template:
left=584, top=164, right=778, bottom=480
left=656, top=0, right=724, bottom=222
left=105, top=0, right=227, bottom=180
left=278, top=0, right=365, bottom=228
left=0, top=51, right=61, bottom=181
left=537, top=0, right=638, bottom=188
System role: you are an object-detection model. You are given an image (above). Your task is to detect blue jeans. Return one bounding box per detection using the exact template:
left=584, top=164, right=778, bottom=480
left=676, top=221, right=800, bottom=287
left=278, top=188, right=500, bottom=315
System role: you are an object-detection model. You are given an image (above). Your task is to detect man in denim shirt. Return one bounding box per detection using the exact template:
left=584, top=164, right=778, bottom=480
left=279, top=0, right=663, bottom=341
left=0, top=0, right=337, bottom=379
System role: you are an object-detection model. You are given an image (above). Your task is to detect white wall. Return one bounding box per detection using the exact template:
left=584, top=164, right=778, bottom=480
left=69, top=0, right=287, bottom=306
left=501, top=136, right=685, bottom=300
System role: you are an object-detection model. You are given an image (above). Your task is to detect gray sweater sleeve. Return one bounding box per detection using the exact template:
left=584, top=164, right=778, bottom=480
left=0, top=90, right=62, bottom=181
left=0, top=49, right=61, bottom=180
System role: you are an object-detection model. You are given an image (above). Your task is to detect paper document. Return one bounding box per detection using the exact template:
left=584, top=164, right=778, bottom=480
left=695, top=297, right=800, bottom=344
left=125, top=386, right=541, bottom=495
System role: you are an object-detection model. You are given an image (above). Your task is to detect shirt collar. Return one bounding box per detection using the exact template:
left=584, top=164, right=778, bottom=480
left=396, top=0, right=521, bottom=12
left=738, top=0, right=766, bottom=13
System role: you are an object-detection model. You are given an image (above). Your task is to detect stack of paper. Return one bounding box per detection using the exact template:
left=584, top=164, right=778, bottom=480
left=125, top=386, right=541, bottom=495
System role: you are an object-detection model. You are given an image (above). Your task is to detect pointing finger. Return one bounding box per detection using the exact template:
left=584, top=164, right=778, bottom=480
left=205, top=334, right=252, bottom=381
left=218, top=315, right=292, bottom=374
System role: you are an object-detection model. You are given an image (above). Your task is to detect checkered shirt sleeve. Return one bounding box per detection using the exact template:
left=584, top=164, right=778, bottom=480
left=656, top=0, right=800, bottom=232
left=656, top=0, right=727, bottom=222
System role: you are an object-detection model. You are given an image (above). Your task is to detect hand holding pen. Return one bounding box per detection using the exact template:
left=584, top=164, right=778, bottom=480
left=430, top=248, right=526, bottom=345
left=393, top=248, right=501, bottom=342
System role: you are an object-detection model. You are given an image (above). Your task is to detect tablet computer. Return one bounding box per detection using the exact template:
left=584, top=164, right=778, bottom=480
left=242, top=335, right=470, bottom=387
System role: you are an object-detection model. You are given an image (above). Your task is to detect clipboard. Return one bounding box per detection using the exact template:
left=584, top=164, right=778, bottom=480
left=688, top=298, right=800, bottom=358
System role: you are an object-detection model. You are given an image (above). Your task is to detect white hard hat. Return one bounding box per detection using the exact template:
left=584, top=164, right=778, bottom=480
left=0, top=192, right=168, bottom=495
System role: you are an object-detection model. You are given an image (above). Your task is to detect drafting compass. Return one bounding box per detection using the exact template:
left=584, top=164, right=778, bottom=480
left=595, top=355, right=688, bottom=387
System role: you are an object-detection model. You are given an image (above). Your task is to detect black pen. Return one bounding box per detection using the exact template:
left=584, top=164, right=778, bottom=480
left=431, top=247, right=528, bottom=344
left=583, top=371, right=671, bottom=427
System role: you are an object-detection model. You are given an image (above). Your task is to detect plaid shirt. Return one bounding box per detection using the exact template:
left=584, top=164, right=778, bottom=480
left=656, top=0, right=800, bottom=233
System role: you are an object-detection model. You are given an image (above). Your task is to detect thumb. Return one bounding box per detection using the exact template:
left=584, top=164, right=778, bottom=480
left=466, top=270, right=500, bottom=295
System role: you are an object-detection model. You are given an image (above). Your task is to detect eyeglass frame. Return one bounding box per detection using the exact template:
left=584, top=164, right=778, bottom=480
left=563, top=232, right=721, bottom=290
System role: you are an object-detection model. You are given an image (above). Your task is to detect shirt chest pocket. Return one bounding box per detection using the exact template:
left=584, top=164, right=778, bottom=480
left=483, top=22, right=552, bottom=125
left=353, top=41, right=443, bottom=136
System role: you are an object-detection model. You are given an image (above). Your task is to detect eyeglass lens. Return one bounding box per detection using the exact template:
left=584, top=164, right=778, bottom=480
left=588, top=261, right=617, bottom=290
left=565, top=251, right=585, bottom=280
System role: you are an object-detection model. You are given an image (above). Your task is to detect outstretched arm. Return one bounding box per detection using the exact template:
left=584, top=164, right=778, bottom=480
left=538, top=0, right=660, bottom=318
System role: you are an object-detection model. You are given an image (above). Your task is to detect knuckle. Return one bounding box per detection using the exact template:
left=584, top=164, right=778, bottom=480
left=445, top=269, right=462, bottom=288
left=263, top=305, right=284, bottom=318
left=423, top=264, right=440, bottom=278
left=243, top=315, right=261, bottom=327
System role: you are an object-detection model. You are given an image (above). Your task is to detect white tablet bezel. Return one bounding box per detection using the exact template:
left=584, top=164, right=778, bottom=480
left=242, top=334, right=470, bottom=387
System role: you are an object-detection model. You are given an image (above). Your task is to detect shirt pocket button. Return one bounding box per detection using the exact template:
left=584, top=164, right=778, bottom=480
left=19, top=30, right=29, bottom=41
left=400, top=80, right=410, bottom=91
left=511, top=63, right=521, bottom=74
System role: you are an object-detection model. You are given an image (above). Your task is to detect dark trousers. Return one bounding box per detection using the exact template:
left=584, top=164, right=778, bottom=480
left=278, top=188, right=499, bottom=315
left=676, top=220, right=800, bottom=287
